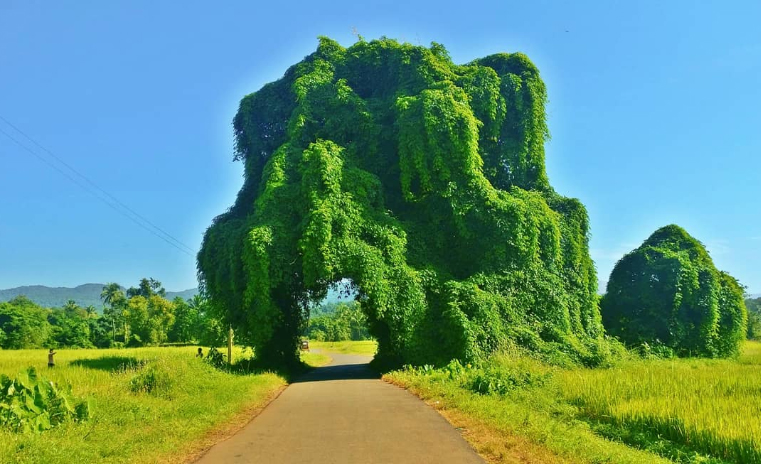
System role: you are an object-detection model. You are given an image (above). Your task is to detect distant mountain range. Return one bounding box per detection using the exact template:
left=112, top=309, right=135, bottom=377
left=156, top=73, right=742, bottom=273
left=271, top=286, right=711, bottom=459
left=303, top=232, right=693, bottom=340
left=0, top=284, right=198, bottom=311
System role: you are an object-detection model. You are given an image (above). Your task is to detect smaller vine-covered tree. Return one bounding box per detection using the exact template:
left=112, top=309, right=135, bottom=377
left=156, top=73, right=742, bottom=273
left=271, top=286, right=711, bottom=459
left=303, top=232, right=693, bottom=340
left=601, top=225, right=747, bottom=357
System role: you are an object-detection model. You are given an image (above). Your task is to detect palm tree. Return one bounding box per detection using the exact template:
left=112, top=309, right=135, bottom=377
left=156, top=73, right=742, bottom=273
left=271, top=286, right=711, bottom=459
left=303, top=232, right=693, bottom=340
left=85, top=305, right=98, bottom=319
left=101, top=283, right=126, bottom=342
left=63, top=299, right=80, bottom=312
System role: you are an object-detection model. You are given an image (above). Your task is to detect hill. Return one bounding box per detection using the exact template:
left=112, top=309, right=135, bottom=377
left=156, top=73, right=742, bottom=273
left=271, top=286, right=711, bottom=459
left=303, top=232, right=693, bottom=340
left=0, top=284, right=198, bottom=310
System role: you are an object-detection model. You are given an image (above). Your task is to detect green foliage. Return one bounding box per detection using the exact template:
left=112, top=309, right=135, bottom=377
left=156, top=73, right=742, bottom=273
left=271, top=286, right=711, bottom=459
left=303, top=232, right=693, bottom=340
left=124, top=294, right=175, bottom=346
left=746, top=298, right=761, bottom=339
left=101, top=282, right=127, bottom=344
left=306, top=301, right=370, bottom=341
left=0, top=297, right=52, bottom=349
left=168, top=297, right=197, bottom=343
left=601, top=225, right=748, bottom=358
left=48, top=301, right=93, bottom=348
left=204, top=347, right=226, bottom=369
left=198, top=37, right=603, bottom=368
left=126, top=278, right=166, bottom=299
left=121, top=279, right=177, bottom=347
left=128, top=360, right=174, bottom=398
left=0, top=367, right=89, bottom=433
left=0, top=282, right=223, bottom=350
left=408, top=359, right=551, bottom=396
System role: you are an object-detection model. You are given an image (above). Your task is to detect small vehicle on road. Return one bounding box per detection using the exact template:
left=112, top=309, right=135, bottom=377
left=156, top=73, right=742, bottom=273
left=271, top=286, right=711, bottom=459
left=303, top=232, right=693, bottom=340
left=300, top=339, right=310, bottom=351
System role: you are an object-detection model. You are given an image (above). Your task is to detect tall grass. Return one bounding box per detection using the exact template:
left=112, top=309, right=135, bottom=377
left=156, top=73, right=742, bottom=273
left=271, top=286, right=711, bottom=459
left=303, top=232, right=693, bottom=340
left=0, top=346, right=285, bottom=464
left=559, top=342, right=761, bottom=463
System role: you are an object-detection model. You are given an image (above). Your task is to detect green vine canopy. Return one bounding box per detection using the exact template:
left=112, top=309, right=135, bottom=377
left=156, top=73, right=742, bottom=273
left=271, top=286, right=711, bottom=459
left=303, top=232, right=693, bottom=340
left=601, top=225, right=747, bottom=358
left=198, top=37, right=605, bottom=368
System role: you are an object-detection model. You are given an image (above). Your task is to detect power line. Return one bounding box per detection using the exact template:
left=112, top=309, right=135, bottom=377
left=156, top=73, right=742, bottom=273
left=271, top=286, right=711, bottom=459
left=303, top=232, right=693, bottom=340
left=0, top=125, right=194, bottom=257
left=0, top=114, right=195, bottom=254
left=0, top=117, right=196, bottom=258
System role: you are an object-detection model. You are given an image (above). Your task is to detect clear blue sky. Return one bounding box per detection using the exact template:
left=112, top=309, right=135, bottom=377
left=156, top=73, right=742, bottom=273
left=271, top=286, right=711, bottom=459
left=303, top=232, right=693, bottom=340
left=1, top=1, right=759, bottom=293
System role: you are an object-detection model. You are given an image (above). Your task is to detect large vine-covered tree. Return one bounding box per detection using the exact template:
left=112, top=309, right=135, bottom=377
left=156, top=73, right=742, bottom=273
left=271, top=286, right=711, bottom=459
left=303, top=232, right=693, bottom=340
left=601, top=225, right=747, bottom=358
left=198, top=37, right=604, bottom=368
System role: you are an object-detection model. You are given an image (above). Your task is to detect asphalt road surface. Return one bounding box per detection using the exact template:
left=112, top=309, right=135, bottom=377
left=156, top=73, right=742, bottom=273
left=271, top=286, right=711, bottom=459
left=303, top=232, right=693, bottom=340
left=195, top=352, right=484, bottom=464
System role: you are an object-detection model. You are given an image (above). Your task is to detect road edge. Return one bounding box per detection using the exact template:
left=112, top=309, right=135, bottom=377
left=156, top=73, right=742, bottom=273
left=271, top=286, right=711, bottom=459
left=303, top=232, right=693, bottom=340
left=177, top=383, right=289, bottom=464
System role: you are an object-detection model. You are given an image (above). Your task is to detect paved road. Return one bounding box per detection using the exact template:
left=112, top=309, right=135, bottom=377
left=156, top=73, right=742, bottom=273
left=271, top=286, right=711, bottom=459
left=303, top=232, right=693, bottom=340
left=195, top=352, right=483, bottom=464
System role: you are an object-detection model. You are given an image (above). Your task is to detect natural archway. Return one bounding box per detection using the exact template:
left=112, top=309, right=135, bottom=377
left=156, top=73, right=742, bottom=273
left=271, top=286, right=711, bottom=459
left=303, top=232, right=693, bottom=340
left=198, top=37, right=604, bottom=368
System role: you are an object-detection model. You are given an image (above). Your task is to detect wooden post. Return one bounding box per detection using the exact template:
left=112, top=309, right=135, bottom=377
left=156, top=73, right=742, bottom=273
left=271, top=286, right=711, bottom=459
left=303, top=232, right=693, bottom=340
left=228, top=326, right=234, bottom=366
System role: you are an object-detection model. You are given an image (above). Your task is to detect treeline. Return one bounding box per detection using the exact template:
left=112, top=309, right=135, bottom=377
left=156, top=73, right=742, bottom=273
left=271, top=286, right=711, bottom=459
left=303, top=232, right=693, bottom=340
left=305, top=301, right=371, bottom=342
left=748, top=297, right=761, bottom=339
left=0, top=278, right=225, bottom=349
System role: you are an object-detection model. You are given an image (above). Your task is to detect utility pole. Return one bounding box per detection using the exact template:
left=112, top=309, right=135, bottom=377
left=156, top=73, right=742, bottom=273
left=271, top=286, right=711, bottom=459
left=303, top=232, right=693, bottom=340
left=228, top=325, right=234, bottom=366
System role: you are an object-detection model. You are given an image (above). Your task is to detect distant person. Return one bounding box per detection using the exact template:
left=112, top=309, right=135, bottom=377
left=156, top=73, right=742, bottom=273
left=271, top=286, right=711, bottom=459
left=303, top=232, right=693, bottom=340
left=196, top=347, right=203, bottom=358
left=48, top=348, right=57, bottom=367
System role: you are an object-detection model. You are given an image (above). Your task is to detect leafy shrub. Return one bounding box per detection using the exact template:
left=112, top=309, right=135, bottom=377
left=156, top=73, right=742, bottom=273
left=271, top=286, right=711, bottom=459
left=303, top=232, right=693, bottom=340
left=468, top=364, right=550, bottom=395
left=0, top=367, right=90, bottom=433
left=309, top=329, right=327, bottom=342
left=636, top=342, right=675, bottom=359
left=204, top=347, right=226, bottom=369
left=128, top=361, right=174, bottom=397
left=407, top=358, right=551, bottom=397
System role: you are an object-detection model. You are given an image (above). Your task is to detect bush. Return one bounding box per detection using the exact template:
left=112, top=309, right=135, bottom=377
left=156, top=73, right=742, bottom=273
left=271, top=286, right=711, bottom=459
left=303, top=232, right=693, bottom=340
left=0, top=367, right=90, bottom=433
left=204, top=347, right=226, bottom=369
left=128, top=361, right=174, bottom=398
left=309, top=329, right=327, bottom=342
left=407, top=358, right=552, bottom=397
left=127, top=334, right=142, bottom=348
left=469, top=365, right=549, bottom=395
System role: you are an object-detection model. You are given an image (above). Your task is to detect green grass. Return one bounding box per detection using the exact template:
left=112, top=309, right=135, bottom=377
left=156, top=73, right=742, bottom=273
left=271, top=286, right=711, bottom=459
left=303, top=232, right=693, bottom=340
left=386, top=341, right=761, bottom=464
left=309, top=340, right=378, bottom=356
left=557, top=342, right=761, bottom=463
left=0, top=346, right=285, bottom=464
left=300, top=350, right=332, bottom=367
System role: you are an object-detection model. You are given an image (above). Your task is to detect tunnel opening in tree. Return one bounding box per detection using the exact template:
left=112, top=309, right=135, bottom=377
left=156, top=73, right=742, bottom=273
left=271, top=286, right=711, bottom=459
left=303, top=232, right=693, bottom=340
left=305, top=279, right=371, bottom=343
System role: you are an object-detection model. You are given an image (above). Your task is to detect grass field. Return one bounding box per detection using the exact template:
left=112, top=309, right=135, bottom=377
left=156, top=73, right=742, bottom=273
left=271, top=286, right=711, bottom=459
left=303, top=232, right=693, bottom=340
left=300, top=350, right=332, bottom=366
left=386, top=341, right=761, bottom=464
left=557, top=342, right=761, bottom=463
left=309, top=340, right=378, bottom=356
left=0, top=346, right=322, bottom=464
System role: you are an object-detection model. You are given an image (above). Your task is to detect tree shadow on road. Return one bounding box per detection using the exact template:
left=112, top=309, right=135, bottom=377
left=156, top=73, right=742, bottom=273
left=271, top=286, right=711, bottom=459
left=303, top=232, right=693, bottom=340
left=291, top=361, right=380, bottom=383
